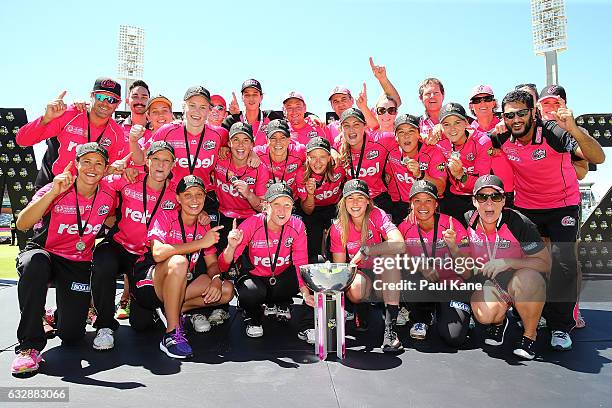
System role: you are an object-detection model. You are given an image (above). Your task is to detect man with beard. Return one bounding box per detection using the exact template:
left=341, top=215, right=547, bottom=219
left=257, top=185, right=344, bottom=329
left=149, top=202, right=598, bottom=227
left=490, top=90, right=605, bottom=351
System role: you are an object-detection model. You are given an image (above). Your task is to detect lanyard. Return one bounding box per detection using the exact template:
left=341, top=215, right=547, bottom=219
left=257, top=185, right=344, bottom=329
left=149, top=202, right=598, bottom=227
left=225, top=161, right=249, bottom=183
left=349, top=137, right=367, bottom=179
left=241, top=110, right=263, bottom=138
left=263, top=216, right=285, bottom=284
left=480, top=216, right=503, bottom=261
left=74, top=183, right=99, bottom=250
left=86, top=112, right=109, bottom=144
left=268, top=152, right=289, bottom=184
left=417, top=213, right=439, bottom=259
left=142, top=175, right=167, bottom=228
left=183, top=125, right=206, bottom=175
left=178, top=215, right=200, bottom=267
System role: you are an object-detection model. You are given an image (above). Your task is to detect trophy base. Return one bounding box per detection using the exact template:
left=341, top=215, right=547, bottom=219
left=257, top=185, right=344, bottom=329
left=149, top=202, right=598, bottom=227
left=314, top=291, right=346, bottom=360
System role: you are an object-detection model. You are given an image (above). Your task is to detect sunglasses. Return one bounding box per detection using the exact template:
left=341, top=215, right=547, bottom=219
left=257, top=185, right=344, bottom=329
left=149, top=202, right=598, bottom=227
left=211, top=105, right=226, bottom=111
left=471, top=95, right=494, bottom=104
left=94, top=93, right=120, bottom=104
left=502, top=108, right=531, bottom=120
left=474, top=192, right=505, bottom=203
left=376, top=106, right=397, bottom=115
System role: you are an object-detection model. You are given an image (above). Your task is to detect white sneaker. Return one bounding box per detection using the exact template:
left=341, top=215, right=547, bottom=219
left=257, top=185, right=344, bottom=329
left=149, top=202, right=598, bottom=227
left=263, top=304, right=277, bottom=317
left=276, top=306, right=291, bottom=321
left=246, top=324, right=264, bottom=338
left=550, top=330, right=572, bottom=351
left=396, top=307, right=410, bottom=326
left=209, top=309, right=230, bottom=326
left=410, top=322, right=428, bottom=340
left=297, top=328, right=315, bottom=344
left=190, top=314, right=211, bottom=333
left=93, top=328, right=114, bottom=350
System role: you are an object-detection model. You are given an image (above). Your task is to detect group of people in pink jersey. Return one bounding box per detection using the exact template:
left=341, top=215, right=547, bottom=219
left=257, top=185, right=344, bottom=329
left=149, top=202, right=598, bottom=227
left=9, top=57, right=606, bottom=376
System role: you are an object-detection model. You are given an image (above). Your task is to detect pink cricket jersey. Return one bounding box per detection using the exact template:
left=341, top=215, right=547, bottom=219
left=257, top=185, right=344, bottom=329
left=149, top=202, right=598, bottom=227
left=295, top=164, right=346, bottom=207
left=438, top=134, right=492, bottom=196
left=471, top=119, right=515, bottom=193
left=289, top=118, right=330, bottom=145
left=254, top=142, right=306, bottom=197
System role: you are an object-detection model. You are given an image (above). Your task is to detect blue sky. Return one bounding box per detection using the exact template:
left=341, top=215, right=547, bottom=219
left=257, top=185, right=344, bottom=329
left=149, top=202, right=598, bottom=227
left=1, top=0, right=610, bottom=196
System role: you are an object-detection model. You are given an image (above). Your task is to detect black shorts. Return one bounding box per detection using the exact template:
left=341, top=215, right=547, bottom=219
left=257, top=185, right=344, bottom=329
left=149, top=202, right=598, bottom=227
left=515, top=205, right=580, bottom=242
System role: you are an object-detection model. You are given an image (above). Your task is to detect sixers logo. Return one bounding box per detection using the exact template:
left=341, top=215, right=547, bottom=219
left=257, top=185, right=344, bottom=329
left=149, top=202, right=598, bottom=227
left=97, top=205, right=110, bottom=216
left=366, top=150, right=379, bottom=160
left=161, top=200, right=175, bottom=210
left=285, top=237, right=294, bottom=247
left=561, top=216, right=576, bottom=227
left=203, top=140, right=216, bottom=150
left=99, top=138, right=112, bottom=148
left=100, top=79, right=117, bottom=89
left=286, top=163, right=298, bottom=173
left=466, top=153, right=475, bottom=161
left=332, top=172, right=343, bottom=182
left=532, top=149, right=546, bottom=161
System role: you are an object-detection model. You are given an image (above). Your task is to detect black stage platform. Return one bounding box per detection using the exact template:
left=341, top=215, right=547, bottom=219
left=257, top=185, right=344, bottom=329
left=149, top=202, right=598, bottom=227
left=1, top=280, right=611, bottom=408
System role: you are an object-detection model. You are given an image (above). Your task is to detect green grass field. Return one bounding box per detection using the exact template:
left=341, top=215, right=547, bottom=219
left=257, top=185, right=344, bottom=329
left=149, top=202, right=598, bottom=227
left=0, top=244, right=19, bottom=280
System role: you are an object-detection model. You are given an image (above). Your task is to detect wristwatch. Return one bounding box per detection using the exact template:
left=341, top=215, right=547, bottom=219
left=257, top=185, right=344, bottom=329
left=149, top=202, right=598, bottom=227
left=359, top=245, right=370, bottom=259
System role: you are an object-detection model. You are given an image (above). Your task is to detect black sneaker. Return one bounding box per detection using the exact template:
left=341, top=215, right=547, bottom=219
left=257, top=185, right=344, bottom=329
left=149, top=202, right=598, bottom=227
left=484, top=317, right=508, bottom=346
left=382, top=325, right=403, bottom=353
left=513, top=335, right=536, bottom=360
left=354, top=304, right=369, bottom=332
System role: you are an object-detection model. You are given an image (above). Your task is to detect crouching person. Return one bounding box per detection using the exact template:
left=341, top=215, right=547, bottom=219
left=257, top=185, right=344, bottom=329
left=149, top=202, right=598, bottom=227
left=132, top=175, right=233, bottom=359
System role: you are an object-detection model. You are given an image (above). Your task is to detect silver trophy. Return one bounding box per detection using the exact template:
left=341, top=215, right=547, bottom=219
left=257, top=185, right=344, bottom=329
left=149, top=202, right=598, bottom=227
left=299, top=262, right=357, bottom=360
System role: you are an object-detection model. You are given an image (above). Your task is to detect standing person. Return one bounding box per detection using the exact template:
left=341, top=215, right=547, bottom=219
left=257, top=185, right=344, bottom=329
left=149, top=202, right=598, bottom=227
left=17, top=77, right=133, bottom=187
left=295, top=137, right=346, bottom=262
left=418, top=78, right=445, bottom=138
left=468, top=85, right=515, bottom=207
left=398, top=180, right=472, bottom=346
left=336, top=108, right=394, bottom=215
left=329, top=180, right=406, bottom=352
left=90, top=141, right=179, bottom=350
left=11, top=143, right=116, bottom=375
left=207, top=94, right=227, bottom=127
left=436, top=103, right=492, bottom=224
left=282, top=92, right=328, bottom=144
left=326, top=86, right=355, bottom=142
left=223, top=79, right=284, bottom=146
left=132, top=175, right=232, bottom=359
left=468, top=175, right=550, bottom=360
left=146, top=95, right=174, bottom=133
left=384, top=114, right=447, bottom=225
left=219, top=183, right=313, bottom=338
left=10, top=216, right=17, bottom=246
left=490, top=90, right=605, bottom=351
left=120, top=80, right=152, bottom=152
left=212, top=122, right=269, bottom=251
left=254, top=119, right=306, bottom=197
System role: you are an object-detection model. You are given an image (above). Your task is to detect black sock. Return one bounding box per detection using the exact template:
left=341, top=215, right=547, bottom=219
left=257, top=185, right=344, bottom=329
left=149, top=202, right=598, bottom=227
left=385, top=305, right=399, bottom=326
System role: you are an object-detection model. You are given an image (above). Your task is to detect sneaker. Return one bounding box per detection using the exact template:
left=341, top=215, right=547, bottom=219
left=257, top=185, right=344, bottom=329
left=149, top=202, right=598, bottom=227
left=484, top=318, right=508, bottom=346
left=209, top=308, right=230, bottom=326
left=276, top=305, right=291, bottom=321
left=513, top=336, right=536, bottom=360
left=297, top=328, right=315, bottom=344
left=115, top=299, right=130, bottom=320
left=263, top=304, right=277, bottom=317
left=159, top=328, right=193, bottom=359
left=382, top=325, right=403, bottom=353
left=469, top=316, right=476, bottom=330
left=517, top=316, right=547, bottom=330
left=354, top=305, right=369, bottom=332
left=396, top=307, right=410, bottom=326
left=190, top=314, right=211, bottom=333
left=410, top=322, right=428, bottom=340
left=86, top=306, right=97, bottom=326
left=550, top=330, right=573, bottom=351
left=93, top=328, right=114, bottom=350
left=246, top=324, right=264, bottom=338
left=345, top=311, right=354, bottom=321
left=11, top=349, right=43, bottom=375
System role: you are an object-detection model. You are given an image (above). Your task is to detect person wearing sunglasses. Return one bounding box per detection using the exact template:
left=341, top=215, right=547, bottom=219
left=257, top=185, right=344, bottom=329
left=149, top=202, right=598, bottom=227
left=398, top=180, right=472, bottom=346
left=282, top=91, right=328, bottom=145
left=435, top=103, right=492, bottom=225
left=207, top=94, right=228, bottom=127
left=17, top=77, right=133, bottom=186
left=468, top=175, right=550, bottom=360
left=468, top=85, right=515, bottom=208
left=490, top=90, right=605, bottom=351
left=384, top=114, right=447, bottom=225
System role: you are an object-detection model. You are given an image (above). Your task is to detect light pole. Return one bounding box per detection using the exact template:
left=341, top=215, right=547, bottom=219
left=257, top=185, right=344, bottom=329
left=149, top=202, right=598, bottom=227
left=531, top=0, right=567, bottom=86
left=117, top=25, right=145, bottom=111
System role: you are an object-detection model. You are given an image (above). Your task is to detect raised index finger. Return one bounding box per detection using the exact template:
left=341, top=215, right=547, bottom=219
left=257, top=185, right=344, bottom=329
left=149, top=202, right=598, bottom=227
left=232, top=218, right=237, bottom=230
left=232, top=92, right=238, bottom=103
left=63, top=160, right=73, bottom=173
left=369, top=56, right=375, bottom=69
left=56, top=90, right=67, bottom=101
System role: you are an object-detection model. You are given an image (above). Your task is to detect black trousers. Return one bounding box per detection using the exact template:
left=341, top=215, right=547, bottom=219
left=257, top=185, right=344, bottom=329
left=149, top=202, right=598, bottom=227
left=16, top=249, right=91, bottom=352
left=216, top=213, right=247, bottom=254
left=439, top=192, right=474, bottom=228
left=91, top=238, right=140, bottom=330
left=389, top=201, right=411, bottom=226
left=373, top=192, right=394, bottom=216
left=301, top=204, right=337, bottom=263
left=409, top=300, right=471, bottom=348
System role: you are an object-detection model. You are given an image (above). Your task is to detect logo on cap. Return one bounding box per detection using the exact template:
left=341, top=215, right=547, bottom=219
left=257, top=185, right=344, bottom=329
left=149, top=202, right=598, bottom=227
left=101, top=79, right=117, bottom=88
left=548, top=86, right=558, bottom=94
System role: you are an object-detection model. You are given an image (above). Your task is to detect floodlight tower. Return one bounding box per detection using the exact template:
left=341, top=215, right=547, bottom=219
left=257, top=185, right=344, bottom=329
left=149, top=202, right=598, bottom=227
left=531, top=0, right=567, bottom=86
left=117, top=25, right=145, bottom=110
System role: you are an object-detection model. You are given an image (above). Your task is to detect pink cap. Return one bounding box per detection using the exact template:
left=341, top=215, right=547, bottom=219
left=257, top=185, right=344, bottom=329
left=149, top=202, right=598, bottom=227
left=328, top=86, right=352, bottom=100
left=470, top=84, right=494, bottom=99
left=210, top=94, right=227, bottom=109
left=282, top=91, right=305, bottom=104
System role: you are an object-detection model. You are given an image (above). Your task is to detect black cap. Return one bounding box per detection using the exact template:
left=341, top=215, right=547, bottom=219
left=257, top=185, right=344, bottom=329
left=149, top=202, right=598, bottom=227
left=93, top=77, right=121, bottom=98
left=76, top=142, right=109, bottom=163
left=340, top=108, right=366, bottom=124
left=146, top=141, right=175, bottom=158
left=409, top=180, right=438, bottom=200
left=473, top=174, right=505, bottom=195
left=265, top=182, right=294, bottom=202
left=183, top=86, right=211, bottom=102
left=342, top=179, right=370, bottom=198
left=539, top=85, right=567, bottom=102
left=394, top=114, right=420, bottom=132
left=241, top=79, right=263, bottom=93
left=266, top=119, right=290, bottom=138
left=177, top=175, right=206, bottom=193
left=306, top=137, right=331, bottom=154
left=229, top=122, right=254, bottom=141
left=439, top=103, right=467, bottom=122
